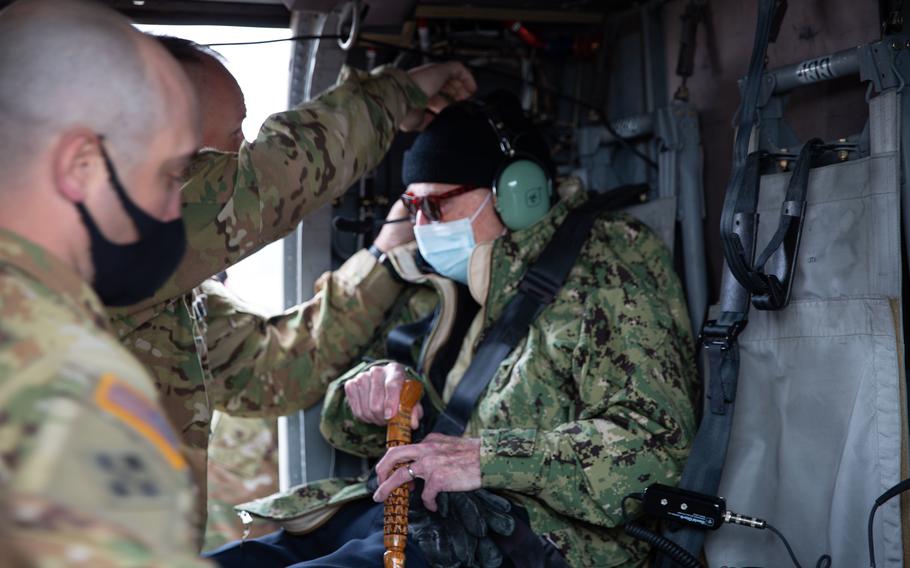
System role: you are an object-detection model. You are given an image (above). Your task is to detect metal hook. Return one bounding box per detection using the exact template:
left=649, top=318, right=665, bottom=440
left=337, top=0, right=361, bottom=52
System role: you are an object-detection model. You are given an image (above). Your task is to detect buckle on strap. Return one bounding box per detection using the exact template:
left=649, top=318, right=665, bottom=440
left=699, top=317, right=746, bottom=351
left=699, top=314, right=746, bottom=415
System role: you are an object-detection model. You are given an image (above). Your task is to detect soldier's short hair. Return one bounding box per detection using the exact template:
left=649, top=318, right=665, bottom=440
left=154, top=35, right=226, bottom=67
left=0, top=0, right=167, bottom=178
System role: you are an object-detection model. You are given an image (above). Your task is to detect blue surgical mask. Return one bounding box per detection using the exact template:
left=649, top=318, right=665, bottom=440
left=414, top=192, right=492, bottom=284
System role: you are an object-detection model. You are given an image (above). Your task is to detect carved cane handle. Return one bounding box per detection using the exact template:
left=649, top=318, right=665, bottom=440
left=383, top=379, right=423, bottom=568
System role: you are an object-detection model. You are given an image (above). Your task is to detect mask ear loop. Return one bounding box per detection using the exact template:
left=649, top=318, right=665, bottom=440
left=74, top=136, right=123, bottom=253
left=469, top=192, right=493, bottom=223
left=96, top=137, right=161, bottom=237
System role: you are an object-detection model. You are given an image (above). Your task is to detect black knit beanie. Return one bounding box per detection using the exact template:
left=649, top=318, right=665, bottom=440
left=402, top=90, right=553, bottom=188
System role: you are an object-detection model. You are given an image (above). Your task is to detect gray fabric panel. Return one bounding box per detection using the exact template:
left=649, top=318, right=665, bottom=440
left=706, top=147, right=904, bottom=566
left=870, top=90, right=900, bottom=155
left=705, top=299, right=903, bottom=567
left=754, top=154, right=901, bottom=300
left=624, top=196, right=677, bottom=253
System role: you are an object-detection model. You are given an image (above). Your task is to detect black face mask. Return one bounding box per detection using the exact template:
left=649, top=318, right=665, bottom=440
left=76, top=143, right=187, bottom=307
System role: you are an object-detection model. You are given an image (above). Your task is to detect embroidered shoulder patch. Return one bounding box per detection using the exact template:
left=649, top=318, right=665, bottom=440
left=93, top=373, right=187, bottom=471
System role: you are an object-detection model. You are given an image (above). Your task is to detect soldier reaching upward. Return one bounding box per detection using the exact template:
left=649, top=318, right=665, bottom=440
left=110, top=35, right=476, bottom=546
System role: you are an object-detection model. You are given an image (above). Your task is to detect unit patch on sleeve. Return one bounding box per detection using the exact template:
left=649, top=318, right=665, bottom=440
left=93, top=373, right=187, bottom=470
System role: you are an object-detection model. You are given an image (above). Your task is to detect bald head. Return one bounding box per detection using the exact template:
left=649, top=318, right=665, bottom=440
left=0, top=0, right=197, bottom=176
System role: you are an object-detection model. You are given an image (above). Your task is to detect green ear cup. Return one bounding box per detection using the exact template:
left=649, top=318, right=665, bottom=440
left=493, top=158, right=552, bottom=230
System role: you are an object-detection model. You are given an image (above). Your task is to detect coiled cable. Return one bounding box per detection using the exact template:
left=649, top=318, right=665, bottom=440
left=622, top=494, right=703, bottom=568
left=625, top=523, right=703, bottom=568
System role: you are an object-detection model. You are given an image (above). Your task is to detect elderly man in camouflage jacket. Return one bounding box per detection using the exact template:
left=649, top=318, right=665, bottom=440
left=108, top=35, right=476, bottom=547
left=209, top=93, right=697, bottom=568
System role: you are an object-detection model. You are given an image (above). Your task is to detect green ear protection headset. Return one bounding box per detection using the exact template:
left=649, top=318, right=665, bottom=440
left=474, top=101, right=553, bottom=231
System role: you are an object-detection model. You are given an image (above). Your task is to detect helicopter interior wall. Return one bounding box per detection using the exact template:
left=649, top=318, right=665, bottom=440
left=660, top=0, right=881, bottom=300
left=12, top=0, right=895, bottom=562
left=588, top=9, right=662, bottom=194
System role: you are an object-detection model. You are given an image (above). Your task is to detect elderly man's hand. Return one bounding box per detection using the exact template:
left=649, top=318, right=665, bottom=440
left=344, top=362, right=423, bottom=429
left=372, top=433, right=482, bottom=511
left=371, top=200, right=414, bottom=253
left=401, top=62, right=476, bottom=132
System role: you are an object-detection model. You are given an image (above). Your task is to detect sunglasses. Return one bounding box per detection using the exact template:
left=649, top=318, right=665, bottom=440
left=400, top=185, right=480, bottom=221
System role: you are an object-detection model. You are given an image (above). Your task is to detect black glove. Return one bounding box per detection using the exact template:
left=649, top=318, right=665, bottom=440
left=409, top=507, right=465, bottom=568
left=465, top=489, right=515, bottom=537
left=408, top=489, right=515, bottom=568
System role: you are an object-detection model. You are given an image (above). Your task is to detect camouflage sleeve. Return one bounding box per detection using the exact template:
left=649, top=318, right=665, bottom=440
left=319, top=361, right=444, bottom=457
left=319, top=362, right=387, bottom=458
left=3, top=371, right=210, bottom=563
left=479, top=223, right=698, bottom=528
left=128, top=65, right=427, bottom=310
left=203, top=249, right=404, bottom=417
left=11, top=493, right=213, bottom=568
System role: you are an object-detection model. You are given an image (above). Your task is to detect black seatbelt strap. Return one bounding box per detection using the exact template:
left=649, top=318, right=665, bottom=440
left=657, top=0, right=782, bottom=563
left=657, top=143, right=818, bottom=565
left=432, top=193, right=612, bottom=437
left=421, top=285, right=481, bottom=430
left=387, top=311, right=436, bottom=369
left=750, top=139, right=821, bottom=309
left=719, top=0, right=785, bottom=302
left=720, top=139, right=822, bottom=312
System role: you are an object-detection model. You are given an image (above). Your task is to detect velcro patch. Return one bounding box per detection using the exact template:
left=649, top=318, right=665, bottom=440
left=94, top=373, right=187, bottom=470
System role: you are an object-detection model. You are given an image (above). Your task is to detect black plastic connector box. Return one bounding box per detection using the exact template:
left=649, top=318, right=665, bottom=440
left=641, top=484, right=726, bottom=530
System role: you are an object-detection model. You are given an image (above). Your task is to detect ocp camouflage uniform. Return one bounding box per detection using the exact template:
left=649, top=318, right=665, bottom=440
left=242, top=182, right=698, bottom=567
left=0, top=230, right=211, bottom=566
left=205, top=410, right=280, bottom=550
left=108, top=66, right=428, bottom=541
left=0, top=490, right=32, bottom=568
left=202, top=279, right=282, bottom=550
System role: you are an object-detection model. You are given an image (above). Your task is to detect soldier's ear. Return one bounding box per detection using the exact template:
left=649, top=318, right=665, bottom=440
left=52, top=130, right=106, bottom=203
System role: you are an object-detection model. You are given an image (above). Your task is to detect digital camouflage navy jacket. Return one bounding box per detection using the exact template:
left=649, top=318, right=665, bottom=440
left=108, top=65, right=426, bottom=538
left=241, top=182, right=698, bottom=568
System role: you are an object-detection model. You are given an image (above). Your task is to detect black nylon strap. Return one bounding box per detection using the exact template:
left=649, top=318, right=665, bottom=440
left=432, top=195, right=608, bottom=437
left=656, top=0, right=781, bottom=563
left=722, top=151, right=767, bottom=294
left=433, top=292, right=552, bottom=435
left=719, top=0, right=781, bottom=296
left=752, top=139, right=819, bottom=271
left=659, top=322, right=742, bottom=563
left=386, top=311, right=436, bottom=369
left=724, top=139, right=820, bottom=311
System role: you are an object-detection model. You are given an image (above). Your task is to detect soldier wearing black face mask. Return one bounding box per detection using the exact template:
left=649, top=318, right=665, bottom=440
left=77, top=141, right=188, bottom=306
left=0, top=0, right=214, bottom=565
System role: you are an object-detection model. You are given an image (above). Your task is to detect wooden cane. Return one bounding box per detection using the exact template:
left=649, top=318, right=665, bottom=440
left=383, top=379, right=424, bottom=568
